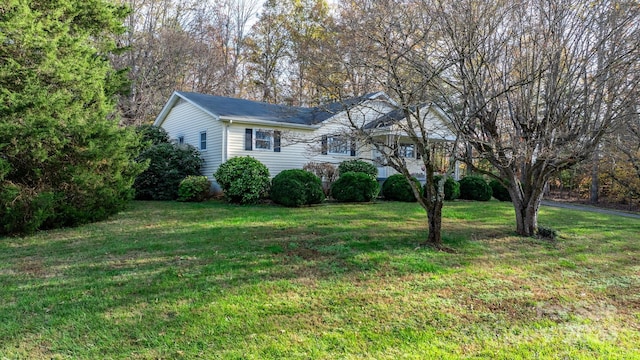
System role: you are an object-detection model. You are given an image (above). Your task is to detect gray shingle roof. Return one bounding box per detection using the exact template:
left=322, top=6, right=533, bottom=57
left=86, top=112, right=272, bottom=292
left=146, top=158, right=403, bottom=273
left=176, top=91, right=384, bottom=126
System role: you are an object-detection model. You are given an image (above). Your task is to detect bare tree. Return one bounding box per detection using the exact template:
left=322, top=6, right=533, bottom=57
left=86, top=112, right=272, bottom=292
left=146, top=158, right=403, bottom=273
left=112, top=0, right=259, bottom=125
left=600, top=99, right=640, bottom=204
left=431, top=0, right=640, bottom=236
left=285, top=0, right=335, bottom=106
left=112, top=0, right=195, bottom=125
left=185, top=0, right=259, bottom=96
left=244, top=0, right=290, bottom=103
left=329, top=0, right=459, bottom=248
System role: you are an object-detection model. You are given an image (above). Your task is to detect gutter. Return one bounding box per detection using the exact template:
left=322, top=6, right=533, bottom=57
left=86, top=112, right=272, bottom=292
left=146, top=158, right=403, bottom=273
left=220, top=116, right=320, bottom=130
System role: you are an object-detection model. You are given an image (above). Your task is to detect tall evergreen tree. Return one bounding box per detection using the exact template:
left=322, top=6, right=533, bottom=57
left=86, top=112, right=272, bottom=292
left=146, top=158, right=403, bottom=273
left=0, top=0, right=147, bottom=234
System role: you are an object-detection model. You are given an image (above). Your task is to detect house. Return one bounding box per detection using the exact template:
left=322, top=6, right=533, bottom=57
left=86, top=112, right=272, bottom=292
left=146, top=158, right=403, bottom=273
left=153, top=91, right=459, bottom=188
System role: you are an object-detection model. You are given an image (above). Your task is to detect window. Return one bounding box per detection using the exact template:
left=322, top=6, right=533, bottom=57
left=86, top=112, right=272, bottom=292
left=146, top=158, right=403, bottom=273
left=200, top=131, right=207, bottom=150
left=177, top=135, right=184, bottom=145
left=327, top=136, right=350, bottom=155
left=255, top=129, right=273, bottom=150
left=399, top=143, right=415, bottom=158
left=322, top=135, right=355, bottom=156
left=244, top=128, right=281, bottom=152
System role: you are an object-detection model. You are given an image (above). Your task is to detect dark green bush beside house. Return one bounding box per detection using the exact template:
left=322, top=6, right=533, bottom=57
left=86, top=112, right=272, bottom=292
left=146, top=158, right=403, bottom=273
left=271, top=169, right=325, bottom=207
left=214, top=156, right=270, bottom=204
left=459, top=176, right=493, bottom=201
left=337, top=159, right=378, bottom=179
left=430, top=175, right=461, bottom=201
left=489, top=179, right=512, bottom=201
left=331, top=172, right=380, bottom=202
left=177, top=176, right=211, bottom=202
left=382, top=174, right=422, bottom=202
left=137, top=124, right=170, bottom=145
left=133, top=141, right=204, bottom=201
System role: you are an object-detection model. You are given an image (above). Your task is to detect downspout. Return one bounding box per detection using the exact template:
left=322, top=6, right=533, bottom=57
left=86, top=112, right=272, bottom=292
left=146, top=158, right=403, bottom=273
left=224, top=119, right=232, bottom=162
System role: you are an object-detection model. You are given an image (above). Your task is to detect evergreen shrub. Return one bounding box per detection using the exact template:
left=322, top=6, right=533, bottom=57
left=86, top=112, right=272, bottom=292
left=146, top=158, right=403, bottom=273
left=0, top=1, right=146, bottom=234
left=331, top=172, right=380, bottom=202
left=431, top=175, right=461, bottom=200
left=271, top=169, right=325, bottom=207
left=137, top=124, right=170, bottom=145
left=337, top=160, right=377, bottom=179
left=382, top=174, right=421, bottom=202
left=133, top=140, right=203, bottom=201
left=214, top=156, right=270, bottom=204
left=459, top=176, right=493, bottom=201
left=489, top=179, right=512, bottom=201
left=177, top=176, right=211, bottom=202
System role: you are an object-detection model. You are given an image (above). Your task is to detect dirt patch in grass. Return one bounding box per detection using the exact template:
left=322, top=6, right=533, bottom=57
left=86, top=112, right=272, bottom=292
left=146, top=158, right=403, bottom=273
left=286, top=246, right=324, bottom=260
left=17, top=257, right=46, bottom=277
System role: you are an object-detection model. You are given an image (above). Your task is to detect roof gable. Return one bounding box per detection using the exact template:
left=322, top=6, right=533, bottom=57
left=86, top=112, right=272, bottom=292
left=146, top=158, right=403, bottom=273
left=364, top=104, right=456, bottom=140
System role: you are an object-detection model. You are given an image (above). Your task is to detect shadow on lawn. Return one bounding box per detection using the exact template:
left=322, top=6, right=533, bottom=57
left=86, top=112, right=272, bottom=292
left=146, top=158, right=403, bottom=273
left=0, top=201, right=465, bottom=348
left=1, top=200, right=638, bottom=355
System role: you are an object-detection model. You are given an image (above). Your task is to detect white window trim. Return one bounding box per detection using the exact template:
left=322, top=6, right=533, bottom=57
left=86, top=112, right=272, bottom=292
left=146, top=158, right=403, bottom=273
left=254, top=129, right=273, bottom=151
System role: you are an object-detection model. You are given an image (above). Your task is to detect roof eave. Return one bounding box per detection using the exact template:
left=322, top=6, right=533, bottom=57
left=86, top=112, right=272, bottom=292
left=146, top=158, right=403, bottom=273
left=370, top=128, right=455, bottom=140
left=220, top=116, right=320, bottom=130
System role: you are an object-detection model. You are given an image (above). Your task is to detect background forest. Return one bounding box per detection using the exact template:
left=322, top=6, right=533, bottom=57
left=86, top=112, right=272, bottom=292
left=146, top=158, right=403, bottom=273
left=111, top=0, right=639, bottom=209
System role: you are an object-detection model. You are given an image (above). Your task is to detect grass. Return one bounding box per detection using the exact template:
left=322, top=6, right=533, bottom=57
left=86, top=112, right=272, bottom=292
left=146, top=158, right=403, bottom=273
left=0, top=200, right=639, bottom=359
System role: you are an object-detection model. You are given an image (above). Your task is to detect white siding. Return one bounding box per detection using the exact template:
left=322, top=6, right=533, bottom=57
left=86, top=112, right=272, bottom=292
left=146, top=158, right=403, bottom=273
left=222, top=100, right=395, bottom=176
left=226, top=124, right=317, bottom=176
left=303, top=100, right=397, bottom=168
left=158, top=100, right=223, bottom=179
left=156, top=96, right=456, bottom=183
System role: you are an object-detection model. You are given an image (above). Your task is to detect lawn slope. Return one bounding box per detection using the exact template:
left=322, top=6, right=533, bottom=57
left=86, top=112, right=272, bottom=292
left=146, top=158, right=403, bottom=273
left=1, top=201, right=638, bottom=359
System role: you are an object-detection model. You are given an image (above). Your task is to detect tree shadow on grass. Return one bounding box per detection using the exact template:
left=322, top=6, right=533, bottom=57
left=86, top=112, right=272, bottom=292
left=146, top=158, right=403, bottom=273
left=2, top=200, right=639, bottom=357
left=0, top=201, right=468, bottom=354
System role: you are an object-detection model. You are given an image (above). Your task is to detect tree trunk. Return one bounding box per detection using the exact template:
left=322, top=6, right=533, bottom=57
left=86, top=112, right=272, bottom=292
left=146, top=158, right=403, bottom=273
left=415, top=169, right=444, bottom=248
left=426, top=199, right=443, bottom=246
left=512, top=198, right=540, bottom=236
left=590, top=151, right=599, bottom=204
left=509, top=178, right=545, bottom=237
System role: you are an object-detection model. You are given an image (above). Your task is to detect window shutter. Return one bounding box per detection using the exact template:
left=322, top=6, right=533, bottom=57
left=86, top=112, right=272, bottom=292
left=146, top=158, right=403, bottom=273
left=245, top=128, right=253, bottom=151
left=274, top=131, right=281, bottom=152
left=321, top=135, right=328, bottom=155
left=200, top=131, right=207, bottom=150
left=350, top=138, right=356, bottom=157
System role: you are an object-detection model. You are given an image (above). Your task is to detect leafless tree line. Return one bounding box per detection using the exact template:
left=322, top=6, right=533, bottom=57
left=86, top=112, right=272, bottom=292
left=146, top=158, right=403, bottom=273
left=110, top=0, right=639, bottom=242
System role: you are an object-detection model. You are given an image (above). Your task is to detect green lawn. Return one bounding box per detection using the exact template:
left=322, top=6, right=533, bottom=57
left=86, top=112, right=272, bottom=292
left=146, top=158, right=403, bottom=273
left=1, top=200, right=639, bottom=359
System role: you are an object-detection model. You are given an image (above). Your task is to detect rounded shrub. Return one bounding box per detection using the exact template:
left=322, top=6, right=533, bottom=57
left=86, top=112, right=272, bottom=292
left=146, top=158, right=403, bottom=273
left=331, top=171, right=380, bottom=202
left=382, top=174, right=421, bottom=202
left=489, top=179, right=511, bottom=202
left=177, top=176, right=211, bottom=202
left=430, top=175, right=461, bottom=200
left=337, top=159, right=377, bottom=179
left=214, top=156, right=270, bottom=204
left=271, top=169, right=325, bottom=207
left=459, top=176, right=493, bottom=201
